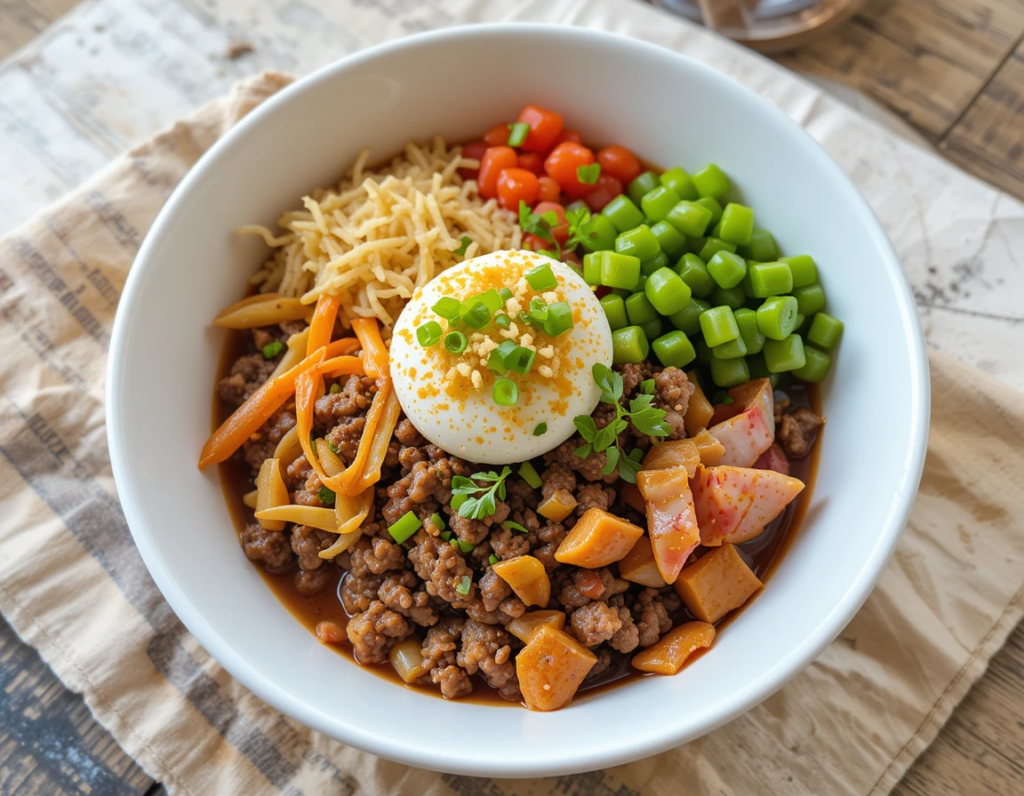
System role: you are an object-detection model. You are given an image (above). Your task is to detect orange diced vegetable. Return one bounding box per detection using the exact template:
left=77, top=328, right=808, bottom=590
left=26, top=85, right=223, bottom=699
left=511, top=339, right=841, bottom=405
left=516, top=105, right=564, bottom=153
left=693, top=429, right=725, bottom=466
left=538, top=489, right=577, bottom=522
left=478, top=146, right=519, bottom=199
left=213, top=293, right=312, bottom=328
left=306, top=293, right=342, bottom=356
left=684, top=370, right=714, bottom=436
left=516, top=625, right=597, bottom=711
left=621, top=482, right=646, bottom=513
left=506, top=610, right=566, bottom=643
left=636, top=467, right=701, bottom=584
left=674, top=544, right=762, bottom=624
left=642, top=439, right=700, bottom=477
left=554, top=509, right=644, bottom=568
left=389, top=638, right=427, bottom=683
left=618, top=535, right=667, bottom=588
left=492, top=555, right=551, bottom=607
left=631, top=621, right=715, bottom=675
left=691, top=464, right=804, bottom=546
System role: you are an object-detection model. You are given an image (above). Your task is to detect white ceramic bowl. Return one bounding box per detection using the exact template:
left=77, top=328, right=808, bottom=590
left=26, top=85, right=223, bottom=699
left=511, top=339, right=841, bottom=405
left=107, top=24, right=929, bottom=777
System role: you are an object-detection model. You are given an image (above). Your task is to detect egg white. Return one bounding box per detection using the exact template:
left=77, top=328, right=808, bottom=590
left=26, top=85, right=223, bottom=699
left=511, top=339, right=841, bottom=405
left=389, top=250, right=613, bottom=465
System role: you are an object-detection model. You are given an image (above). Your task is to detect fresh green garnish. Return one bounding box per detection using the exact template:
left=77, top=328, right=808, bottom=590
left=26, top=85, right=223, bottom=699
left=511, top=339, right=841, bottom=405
left=433, top=296, right=461, bottom=321
left=525, top=263, right=558, bottom=291
left=455, top=575, right=472, bottom=596
left=518, top=461, right=542, bottom=489
left=417, top=320, right=443, bottom=347
left=388, top=511, right=422, bottom=544
left=577, top=163, right=601, bottom=185
left=451, top=466, right=512, bottom=520
left=494, top=312, right=512, bottom=330
left=430, top=513, right=446, bottom=531
left=450, top=539, right=474, bottom=553
left=640, top=378, right=656, bottom=395
left=261, top=341, right=285, bottom=360
left=507, top=122, right=530, bottom=147
left=572, top=363, right=672, bottom=483
left=493, top=378, right=519, bottom=407
left=328, top=440, right=340, bottom=456
left=565, top=206, right=593, bottom=253
left=462, top=303, right=491, bottom=329
left=501, top=520, right=530, bottom=534
left=488, top=554, right=499, bottom=566
left=329, top=383, right=342, bottom=394
left=441, top=530, right=453, bottom=541
left=444, top=331, right=468, bottom=354
left=519, top=200, right=562, bottom=260
left=318, top=486, right=336, bottom=506
left=454, top=235, right=472, bottom=257
left=533, top=423, right=547, bottom=436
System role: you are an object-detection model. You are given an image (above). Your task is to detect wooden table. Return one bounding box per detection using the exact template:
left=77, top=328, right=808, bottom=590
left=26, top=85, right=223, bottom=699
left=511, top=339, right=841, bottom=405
left=0, top=1, right=1021, bottom=794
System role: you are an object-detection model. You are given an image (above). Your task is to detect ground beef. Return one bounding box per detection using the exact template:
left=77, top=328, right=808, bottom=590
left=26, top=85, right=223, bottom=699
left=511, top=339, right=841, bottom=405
left=545, top=438, right=617, bottom=484
left=285, top=455, right=314, bottom=491
left=218, top=353, right=275, bottom=407
left=295, top=566, right=332, bottom=595
left=293, top=469, right=324, bottom=507
left=570, top=601, right=623, bottom=647
left=291, top=525, right=333, bottom=570
left=421, top=619, right=473, bottom=699
left=618, top=362, right=654, bottom=395
left=407, top=535, right=475, bottom=607
left=541, top=463, right=576, bottom=498
left=458, top=620, right=519, bottom=700
left=778, top=407, right=824, bottom=458
left=314, top=375, right=375, bottom=427
left=395, top=418, right=425, bottom=446
left=633, top=588, right=675, bottom=648
left=464, top=594, right=526, bottom=625
left=346, top=600, right=410, bottom=664
left=585, top=649, right=613, bottom=682
left=326, top=417, right=367, bottom=466
left=575, top=483, right=614, bottom=514
left=530, top=521, right=569, bottom=572
left=240, top=409, right=297, bottom=471
left=348, top=536, right=405, bottom=577
left=240, top=522, right=293, bottom=570
left=450, top=514, right=490, bottom=545
left=774, top=393, right=792, bottom=426
left=488, top=526, right=530, bottom=560
left=340, top=572, right=382, bottom=615
left=478, top=569, right=512, bottom=612
left=378, top=571, right=439, bottom=627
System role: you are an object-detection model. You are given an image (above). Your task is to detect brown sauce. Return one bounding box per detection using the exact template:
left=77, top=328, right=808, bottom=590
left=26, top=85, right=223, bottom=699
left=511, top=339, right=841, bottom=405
left=215, top=327, right=821, bottom=705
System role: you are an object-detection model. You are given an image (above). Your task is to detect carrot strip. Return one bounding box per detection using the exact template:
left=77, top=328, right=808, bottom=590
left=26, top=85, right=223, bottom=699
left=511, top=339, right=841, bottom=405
left=351, top=387, right=402, bottom=491
left=318, top=356, right=367, bottom=378
left=351, top=318, right=389, bottom=379
left=199, top=337, right=360, bottom=469
left=306, top=293, right=343, bottom=356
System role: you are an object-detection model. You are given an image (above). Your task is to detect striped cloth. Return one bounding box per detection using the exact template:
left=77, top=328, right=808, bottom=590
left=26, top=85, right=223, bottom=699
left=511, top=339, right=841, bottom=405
left=2, top=9, right=1024, bottom=796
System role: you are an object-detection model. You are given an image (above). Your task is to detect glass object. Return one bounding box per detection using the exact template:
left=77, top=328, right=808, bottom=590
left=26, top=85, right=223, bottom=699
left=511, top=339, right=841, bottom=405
left=650, top=0, right=864, bottom=52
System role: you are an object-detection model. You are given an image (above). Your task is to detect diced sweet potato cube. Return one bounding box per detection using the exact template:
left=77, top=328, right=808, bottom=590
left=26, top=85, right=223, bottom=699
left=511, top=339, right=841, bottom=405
left=684, top=370, right=714, bottom=436
left=674, top=544, right=762, bottom=623
left=631, top=621, right=716, bottom=674
left=642, top=439, right=700, bottom=477
left=618, top=535, right=667, bottom=588
left=554, top=509, right=644, bottom=568
left=538, top=489, right=577, bottom=522
left=517, top=625, right=597, bottom=711
left=692, top=429, right=725, bottom=466
left=621, top=483, right=646, bottom=513
left=492, top=555, right=550, bottom=607
left=636, top=467, right=701, bottom=584
left=691, top=464, right=805, bottom=546
left=506, top=610, right=566, bottom=643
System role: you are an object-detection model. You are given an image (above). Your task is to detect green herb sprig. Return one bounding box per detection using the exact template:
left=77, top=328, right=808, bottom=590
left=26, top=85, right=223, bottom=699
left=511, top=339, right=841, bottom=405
left=519, top=201, right=562, bottom=260
left=572, top=364, right=672, bottom=483
left=451, top=466, right=512, bottom=519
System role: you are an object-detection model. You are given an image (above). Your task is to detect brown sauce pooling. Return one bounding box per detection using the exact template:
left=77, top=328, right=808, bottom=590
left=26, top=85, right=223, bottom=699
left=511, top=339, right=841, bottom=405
left=216, top=328, right=821, bottom=706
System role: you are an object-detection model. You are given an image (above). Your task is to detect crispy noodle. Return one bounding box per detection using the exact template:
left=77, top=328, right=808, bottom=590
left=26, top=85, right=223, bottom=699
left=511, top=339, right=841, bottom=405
left=240, top=137, right=523, bottom=328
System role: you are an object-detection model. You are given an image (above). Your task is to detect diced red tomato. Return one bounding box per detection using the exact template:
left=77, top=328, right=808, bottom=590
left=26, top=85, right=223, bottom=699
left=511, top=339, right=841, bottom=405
left=583, top=173, right=624, bottom=212
left=523, top=233, right=552, bottom=253
left=478, top=147, right=519, bottom=199
left=533, top=201, right=569, bottom=245
left=497, top=168, right=540, bottom=210
left=552, top=129, right=583, bottom=147
left=597, top=145, right=642, bottom=183
left=518, top=152, right=545, bottom=176
left=544, top=142, right=596, bottom=199
left=457, top=141, right=488, bottom=180
left=537, top=176, right=561, bottom=203
left=484, top=123, right=512, bottom=147
left=517, top=105, right=564, bottom=153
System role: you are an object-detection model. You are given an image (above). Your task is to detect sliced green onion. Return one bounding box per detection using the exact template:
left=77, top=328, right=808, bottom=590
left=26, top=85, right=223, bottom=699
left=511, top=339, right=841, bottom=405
left=542, top=301, right=574, bottom=336
left=456, top=540, right=474, bottom=553
left=640, top=378, right=656, bottom=395
left=494, top=312, right=511, bottom=330
left=488, top=554, right=500, bottom=566
left=493, top=378, right=519, bottom=406
left=502, top=520, right=531, bottom=534
left=455, top=575, right=472, bottom=596
left=507, top=122, right=530, bottom=147
left=527, top=297, right=549, bottom=327
left=261, top=341, right=284, bottom=360
left=533, top=423, right=548, bottom=436
left=318, top=486, right=336, bottom=506
left=328, top=440, right=340, bottom=455
left=506, top=345, right=536, bottom=375
left=430, top=513, right=446, bottom=531
left=487, top=349, right=508, bottom=376
left=577, top=163, right=601, bottom=185
left=433, top=296, right=461, bottom=321
left=441, top=530, right=453, bottom=541
left=525, top=263, right=558, bottom=291
left=417, top=320, right=443, bottom=347
left=454, top=235, right=472, bottom=257
left=462, top=303, right=491, bottom=329
left=469, top=289, right=502, bottom=315
left=519, top=461, right=542, bottom=489
left=498, top=287, right=514, bottom=304
left=444, top=331, right=468, bottom=354
left=329, top=383, right=342, bottom=395
left=388, top=511, right=422, bottom=544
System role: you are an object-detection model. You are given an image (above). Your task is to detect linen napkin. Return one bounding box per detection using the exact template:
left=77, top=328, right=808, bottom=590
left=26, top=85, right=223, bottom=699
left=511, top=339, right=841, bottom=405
left=2, top=63, right=1024, bottom=796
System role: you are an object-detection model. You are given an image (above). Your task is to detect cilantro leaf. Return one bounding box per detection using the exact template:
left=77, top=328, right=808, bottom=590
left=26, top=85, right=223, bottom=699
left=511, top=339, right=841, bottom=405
left=574, top=443, right=593, bottom=458
left=518, top=200, right=562, bottom=259
left=592, top=363, right=622, bottom=403
left=577, top=163, right=601, bottom=185
left=631, top=408, right=673, bottom=437
left=600, top=446, right=621, bottom=476
left=618, top=455, right=642, bottom=484
left=454, top=467, right=512, bottom=519
left=573, top=415, right=598, bottom=442
left=565, top=207, right=592, bottom=252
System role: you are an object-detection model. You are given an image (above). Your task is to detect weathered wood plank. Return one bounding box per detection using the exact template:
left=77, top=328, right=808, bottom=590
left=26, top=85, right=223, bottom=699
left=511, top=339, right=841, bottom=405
left=0, top=615, right=154, bottom=796
left=776, top=0, right=1024, bottom=139
left=940, top=38, right=1024, bottom=201
left=0, top=0, right=81, bottom=61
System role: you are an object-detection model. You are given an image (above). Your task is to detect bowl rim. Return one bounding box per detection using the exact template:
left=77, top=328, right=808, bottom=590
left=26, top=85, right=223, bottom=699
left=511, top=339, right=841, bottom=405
left=107, top=22, right=930, bottom=776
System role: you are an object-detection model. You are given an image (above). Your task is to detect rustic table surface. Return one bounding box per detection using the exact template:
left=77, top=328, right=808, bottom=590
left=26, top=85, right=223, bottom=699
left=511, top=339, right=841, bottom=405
left=0, top=1, right=1022, bottom=795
